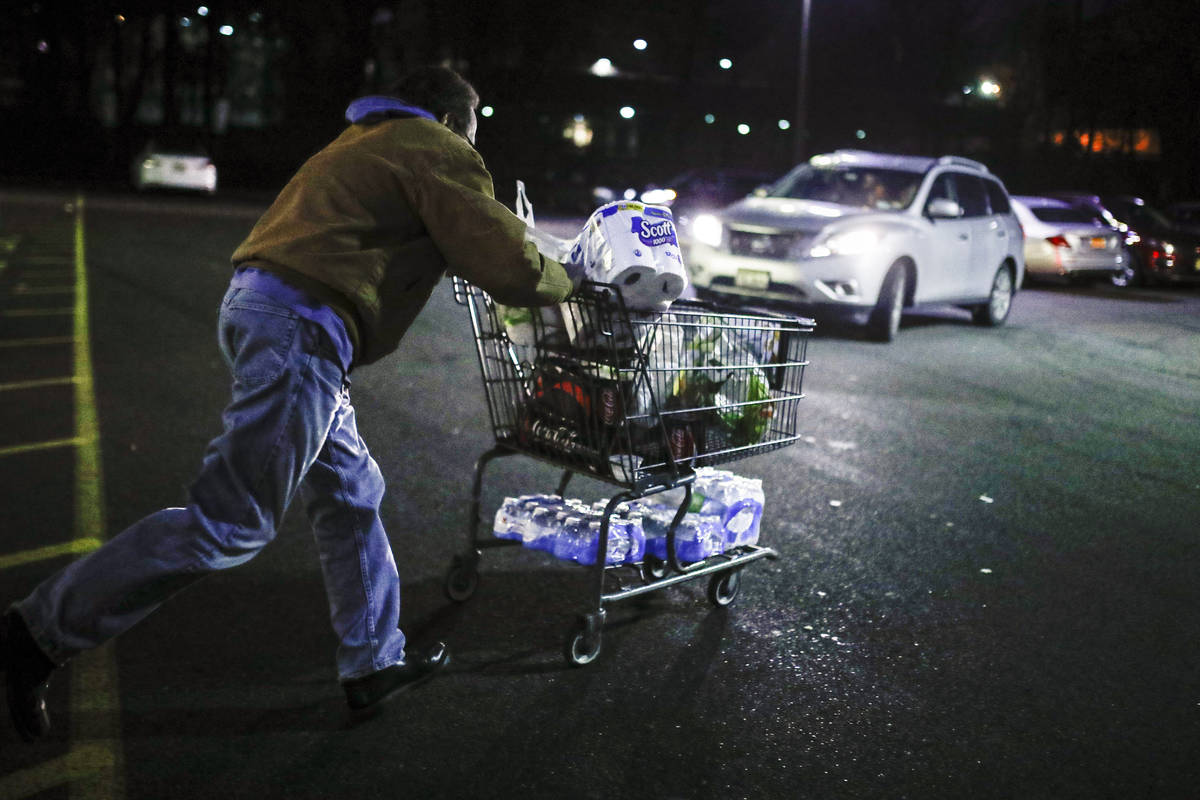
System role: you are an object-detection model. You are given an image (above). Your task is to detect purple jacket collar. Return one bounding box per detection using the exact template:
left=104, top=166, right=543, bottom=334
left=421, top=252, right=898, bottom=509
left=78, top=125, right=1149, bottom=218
left=344, top=96, right=437, bottom=124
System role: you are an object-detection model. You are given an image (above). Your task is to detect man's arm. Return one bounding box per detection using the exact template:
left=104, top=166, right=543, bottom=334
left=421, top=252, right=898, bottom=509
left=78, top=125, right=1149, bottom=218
left=414, top=143, right=576, bottom=307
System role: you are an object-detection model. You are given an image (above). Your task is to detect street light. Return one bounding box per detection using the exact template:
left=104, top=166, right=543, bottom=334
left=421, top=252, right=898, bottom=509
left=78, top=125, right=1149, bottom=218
left=795, top=0, right=812, bottom=162
left=590, top=58, right=616, bottom=77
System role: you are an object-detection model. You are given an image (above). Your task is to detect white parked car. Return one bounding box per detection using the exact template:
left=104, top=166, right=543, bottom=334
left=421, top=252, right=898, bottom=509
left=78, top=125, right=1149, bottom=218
left=1010, top=195, right=1125, bottom=283
left=687, top=150, right=1025, bottom=341
left=131, top=138, right=217, bottom=195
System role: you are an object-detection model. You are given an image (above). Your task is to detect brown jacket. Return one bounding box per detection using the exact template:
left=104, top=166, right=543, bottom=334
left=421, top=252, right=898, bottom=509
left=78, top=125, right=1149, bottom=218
left=231, top=115, right=572, bottom=365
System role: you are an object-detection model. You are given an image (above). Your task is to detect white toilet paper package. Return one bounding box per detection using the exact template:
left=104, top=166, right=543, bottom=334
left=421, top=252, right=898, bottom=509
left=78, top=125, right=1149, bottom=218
left=567, top=201, right=689, bottom=312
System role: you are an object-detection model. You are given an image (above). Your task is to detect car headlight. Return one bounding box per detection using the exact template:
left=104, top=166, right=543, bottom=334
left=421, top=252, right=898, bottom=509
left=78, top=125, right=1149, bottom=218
left=809, top=228, right=882, bottom=258
left=692, top=214, right=724, bottom=248
left=640, top=188, right=677, bottom=205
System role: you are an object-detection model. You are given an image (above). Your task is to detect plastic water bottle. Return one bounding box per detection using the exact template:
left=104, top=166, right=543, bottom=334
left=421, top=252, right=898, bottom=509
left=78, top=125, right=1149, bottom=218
left=674, top=514, right=724, bottom=561
left=643, top=503, right=725, bottom=562
left=530, top=510, right=568, bottom=552
left=601, top=518, right=631, bottom=565
left=714, top=475, right=764, bottom=547
left=492, top=497, right=523, bottom=540
left=623, top=512, right=646, bottom=564
left=722, top=497, right=763, bottom=548
left=551, top=516, right=586, bottom=561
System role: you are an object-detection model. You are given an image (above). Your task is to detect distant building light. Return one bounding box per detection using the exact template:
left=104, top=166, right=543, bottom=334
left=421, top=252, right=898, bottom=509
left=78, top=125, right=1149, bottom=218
left=856, top=129, right=867, bottom=140
left=114, top=14, right=125, bottom=23
left=633, top=38, right=647, bottom=51
left=718, top=58, right=733, bottom=70
left=197, top=6, right=209, bottom=15
left=704, top=113, right=716, bottom=124
left=737, top=123, right=750, bottom=135
left=480, top=105, right=494, bottom=118
left=624, top=188, right=638, bottom=200
left=962, top=85, right=973, bottom=95
left=219, top=24, right=234, bottom=35
left=590, top=58, right=617, bottom=77
left=980, top=79, right=1001, bottom=97
left=36, top=40, right=49, bottom=54
left=249, top=11, right=262, bottom=23
left=181, top=16, right=191, bottom=26
left=564, top=114, right=594, bottom=148
left=778, top=119, right=791, bottom=130
left=620, top=106, right=636, bottom=119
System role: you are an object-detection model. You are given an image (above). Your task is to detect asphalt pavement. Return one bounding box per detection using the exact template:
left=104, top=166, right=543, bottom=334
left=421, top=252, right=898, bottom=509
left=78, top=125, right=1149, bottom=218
left=1, top=188, right=1199, bottom=799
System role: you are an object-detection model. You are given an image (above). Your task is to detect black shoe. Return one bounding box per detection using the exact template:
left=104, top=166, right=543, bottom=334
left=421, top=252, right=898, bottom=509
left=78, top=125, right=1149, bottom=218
left=1, top=609, right=56, bottom=742
left=342, top=642, right=450, bottom=711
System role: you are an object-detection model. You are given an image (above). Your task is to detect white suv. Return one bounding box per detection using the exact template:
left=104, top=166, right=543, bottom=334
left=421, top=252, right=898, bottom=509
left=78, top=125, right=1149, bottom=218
left=687, top=150, right=1025, bottom=341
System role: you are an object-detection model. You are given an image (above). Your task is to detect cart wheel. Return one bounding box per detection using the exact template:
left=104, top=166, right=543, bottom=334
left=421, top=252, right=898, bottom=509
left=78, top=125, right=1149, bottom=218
left=707, top=569, right=742, bottom=607
left=564, top=618, right=603, bottom=667
left=444, top=556, right=479, bottom=603
left=643, top=554, right=668, bottom=581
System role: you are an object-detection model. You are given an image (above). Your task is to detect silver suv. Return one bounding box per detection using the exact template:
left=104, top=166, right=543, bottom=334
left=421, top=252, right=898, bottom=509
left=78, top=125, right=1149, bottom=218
left=687, top=150, right=1025, bottom=341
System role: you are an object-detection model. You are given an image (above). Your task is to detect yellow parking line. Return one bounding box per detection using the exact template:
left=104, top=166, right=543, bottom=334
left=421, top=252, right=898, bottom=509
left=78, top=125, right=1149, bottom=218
left=0, top=742, right=116, bottom=798
left=0, top=376, right=77, bottom=392
left=69, top=192, right=125, bottom=800
left=0, top=539, right=104, bottom=570
left=0, top=437, right=87, bottom=458
left=0, top=194, right=123, bottom=799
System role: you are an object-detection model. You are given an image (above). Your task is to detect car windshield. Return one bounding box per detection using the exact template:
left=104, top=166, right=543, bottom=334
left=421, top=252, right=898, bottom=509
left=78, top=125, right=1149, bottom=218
left=1031, top=206, right=1099, bottom=225
left=767, top=164, right=923, bottom=210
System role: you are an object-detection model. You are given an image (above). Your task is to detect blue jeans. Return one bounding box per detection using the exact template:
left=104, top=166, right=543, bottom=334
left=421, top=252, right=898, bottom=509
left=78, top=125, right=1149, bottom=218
left=17, top=286, right=406, bottom=681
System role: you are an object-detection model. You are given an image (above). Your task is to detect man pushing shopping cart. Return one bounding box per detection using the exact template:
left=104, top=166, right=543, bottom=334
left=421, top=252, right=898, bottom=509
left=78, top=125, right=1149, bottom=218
left=1, top=65, right=586, bottom=741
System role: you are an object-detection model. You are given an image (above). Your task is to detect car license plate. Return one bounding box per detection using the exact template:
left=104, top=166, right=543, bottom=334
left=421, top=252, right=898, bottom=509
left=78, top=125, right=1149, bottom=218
left=1089, top=237, right=1106, bottom=249
left=735, top=269, right=770, bottom=290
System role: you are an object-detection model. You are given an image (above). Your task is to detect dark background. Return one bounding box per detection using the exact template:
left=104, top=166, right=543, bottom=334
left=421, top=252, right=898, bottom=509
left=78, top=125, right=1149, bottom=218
left=2, top=0, right=1198, bottom=210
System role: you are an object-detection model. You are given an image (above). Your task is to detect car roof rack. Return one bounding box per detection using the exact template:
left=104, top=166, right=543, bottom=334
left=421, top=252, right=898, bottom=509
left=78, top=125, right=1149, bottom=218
left=934, top=155, right=989, bottom=173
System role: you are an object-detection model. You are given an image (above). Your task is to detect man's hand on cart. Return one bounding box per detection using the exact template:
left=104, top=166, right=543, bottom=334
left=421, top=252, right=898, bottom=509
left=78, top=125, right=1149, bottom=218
left=562, top=259, right=587, bottom=295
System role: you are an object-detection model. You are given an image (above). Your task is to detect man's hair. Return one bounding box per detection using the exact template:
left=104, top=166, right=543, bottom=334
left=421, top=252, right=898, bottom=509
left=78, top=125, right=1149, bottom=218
left=387, top=66, right=479, bottom=123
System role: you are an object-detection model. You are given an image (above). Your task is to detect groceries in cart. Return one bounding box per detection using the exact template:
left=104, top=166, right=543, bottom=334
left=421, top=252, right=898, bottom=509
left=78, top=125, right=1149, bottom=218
left=510, top=310, right=788, bottom=480
left=491, top=468, right=764, bottom=566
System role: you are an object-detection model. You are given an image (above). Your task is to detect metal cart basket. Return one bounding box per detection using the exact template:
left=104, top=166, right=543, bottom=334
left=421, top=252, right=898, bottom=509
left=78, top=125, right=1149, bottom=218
left=445, top=277, right=815, bottom=665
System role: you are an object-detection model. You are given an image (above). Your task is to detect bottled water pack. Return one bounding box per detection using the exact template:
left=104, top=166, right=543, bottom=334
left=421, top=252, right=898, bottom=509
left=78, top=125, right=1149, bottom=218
left=640, top=467, right=765, bottom=558
left=491, top=467, right=763, bottom=567
left=493, top=495, right=645, bottom=566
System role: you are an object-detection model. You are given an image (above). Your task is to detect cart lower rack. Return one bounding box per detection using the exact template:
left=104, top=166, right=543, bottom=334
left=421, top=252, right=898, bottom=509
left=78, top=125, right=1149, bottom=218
left=445, top=278, right=814, bottom=665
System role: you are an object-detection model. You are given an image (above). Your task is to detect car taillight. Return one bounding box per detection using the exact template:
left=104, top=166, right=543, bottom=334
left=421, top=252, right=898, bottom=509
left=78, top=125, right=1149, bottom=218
left=1046, top=235, right=1070, bottom=248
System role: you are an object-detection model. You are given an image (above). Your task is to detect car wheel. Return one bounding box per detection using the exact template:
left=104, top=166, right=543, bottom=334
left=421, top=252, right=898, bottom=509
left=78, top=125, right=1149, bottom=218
left=867, top=263, right=906, bottom=342
left=1110, top=261, right=1140, bottom=288
left=972, top=265, right=1014, bottom=326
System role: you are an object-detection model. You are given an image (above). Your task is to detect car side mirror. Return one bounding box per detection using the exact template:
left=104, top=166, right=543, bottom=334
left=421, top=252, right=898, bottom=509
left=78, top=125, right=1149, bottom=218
left=926, top=198, right=962, bottom=219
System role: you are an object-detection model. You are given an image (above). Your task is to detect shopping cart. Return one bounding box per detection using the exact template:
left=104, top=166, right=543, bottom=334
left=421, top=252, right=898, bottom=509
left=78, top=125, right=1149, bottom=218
left=445, top=277, right=815, bottom=665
